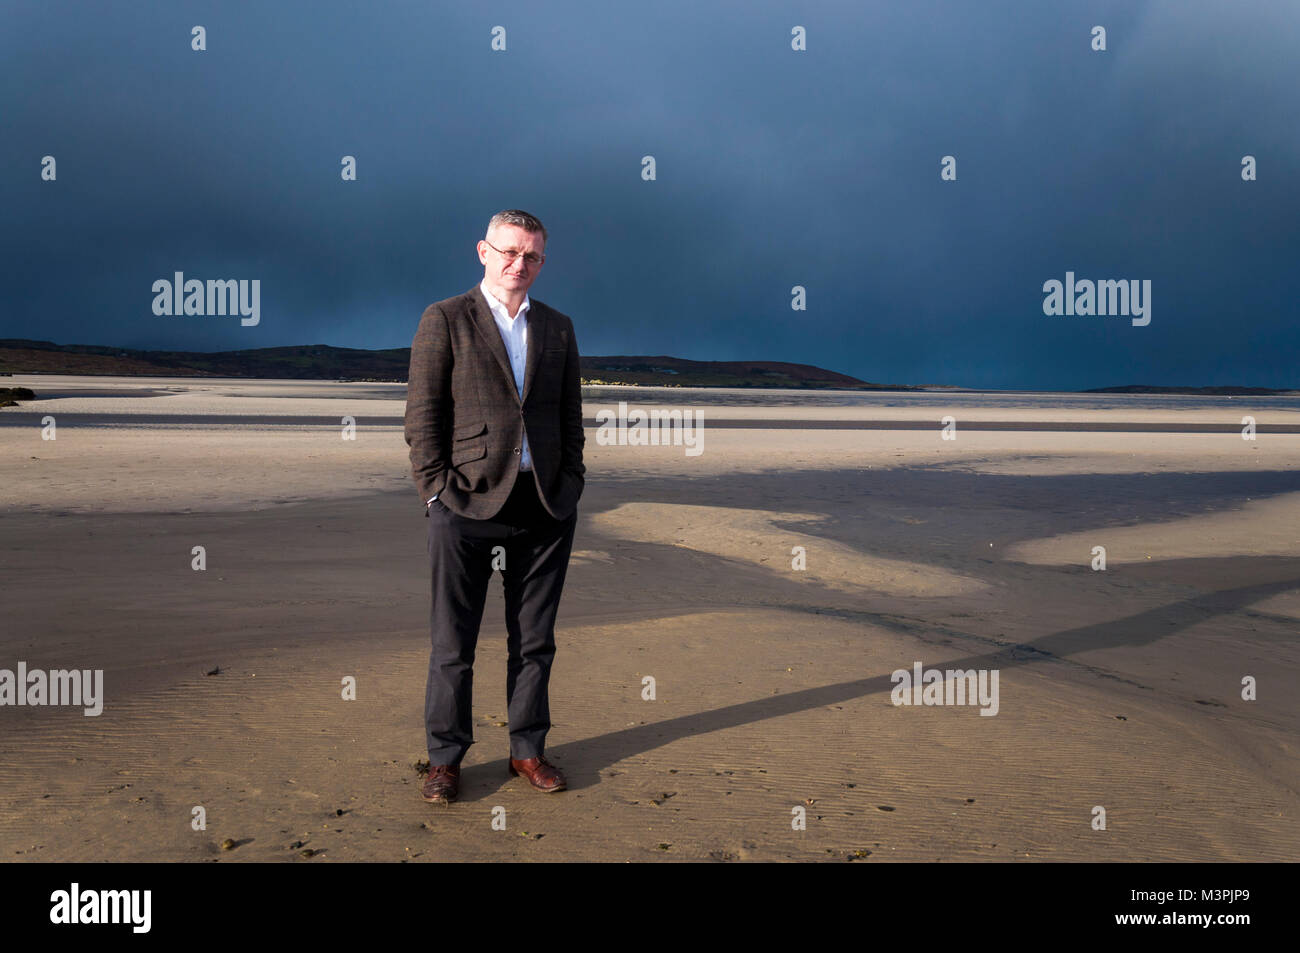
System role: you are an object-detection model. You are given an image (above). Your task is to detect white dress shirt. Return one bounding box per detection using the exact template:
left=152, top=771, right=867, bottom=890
left=427, top=280, right=532, bottom=507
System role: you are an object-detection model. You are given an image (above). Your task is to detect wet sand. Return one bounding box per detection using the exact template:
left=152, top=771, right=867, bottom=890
left=0, top=375, right=1297, bottom=861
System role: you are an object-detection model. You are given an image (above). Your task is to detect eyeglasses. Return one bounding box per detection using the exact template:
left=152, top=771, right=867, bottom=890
left=483, top=239, right=545, bottom=267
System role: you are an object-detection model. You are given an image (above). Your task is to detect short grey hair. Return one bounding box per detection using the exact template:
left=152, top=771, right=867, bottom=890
left=486, top=209, right=547, bottom=246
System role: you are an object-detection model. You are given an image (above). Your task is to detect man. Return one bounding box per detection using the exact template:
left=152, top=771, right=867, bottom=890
left=404, top=209, right=585, bottom=804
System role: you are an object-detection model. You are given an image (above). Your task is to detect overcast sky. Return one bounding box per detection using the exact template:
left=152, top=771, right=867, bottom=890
left=2, top=0, right=1297, bottom=389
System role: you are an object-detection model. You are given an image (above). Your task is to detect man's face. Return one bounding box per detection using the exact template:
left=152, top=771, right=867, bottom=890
left=478, top=224, right=545, bottom=296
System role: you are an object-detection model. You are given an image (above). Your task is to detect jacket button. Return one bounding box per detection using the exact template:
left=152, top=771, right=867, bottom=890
left=513, top=447, right=521, bottom=454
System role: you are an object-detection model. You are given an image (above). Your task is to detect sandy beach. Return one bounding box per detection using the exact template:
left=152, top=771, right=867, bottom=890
left=1, top=375, right=1297, bottom=861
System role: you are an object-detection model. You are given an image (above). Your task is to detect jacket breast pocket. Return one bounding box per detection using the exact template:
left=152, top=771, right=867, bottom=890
left=539, top=347, right=567, bottom=391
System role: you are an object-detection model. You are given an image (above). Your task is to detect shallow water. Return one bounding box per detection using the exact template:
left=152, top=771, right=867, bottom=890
left=581, top=385, right=1300, bottom=412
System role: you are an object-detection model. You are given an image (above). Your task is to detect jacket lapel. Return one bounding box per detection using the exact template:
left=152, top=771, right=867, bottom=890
left=466, top=284, right=548, bottom=405
left=467, top=284, right=519, bottom=401
left=520, top=302, right=547, bottom=403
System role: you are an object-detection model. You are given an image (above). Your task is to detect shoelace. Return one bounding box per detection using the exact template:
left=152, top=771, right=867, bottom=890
left=526, top=757, right=560, bottom=778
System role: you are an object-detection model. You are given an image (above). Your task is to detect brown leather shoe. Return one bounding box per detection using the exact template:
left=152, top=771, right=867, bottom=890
left=421, top=764, right=460, bottom=803
left=508, top=755, right=567, bottom=793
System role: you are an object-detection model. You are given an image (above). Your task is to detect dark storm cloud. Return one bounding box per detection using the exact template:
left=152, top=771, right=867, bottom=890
left=2, top=0, right=1296, bottom=388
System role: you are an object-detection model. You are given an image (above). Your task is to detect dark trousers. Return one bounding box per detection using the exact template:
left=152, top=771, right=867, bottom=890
left=424, top=470, right=578, bottom=766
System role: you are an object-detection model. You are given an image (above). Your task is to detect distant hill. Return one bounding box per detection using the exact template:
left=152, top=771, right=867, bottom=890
left=0, top=339, right=920, bottom=391
left=578, top=355, right=911, bottom=389
left=1084, top=384, right=1299, bottom=396
left=0, top=339, right=410, bottom=381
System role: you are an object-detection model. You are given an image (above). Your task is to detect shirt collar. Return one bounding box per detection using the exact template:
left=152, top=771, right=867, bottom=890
left=480, top=278, right=530, bottom=322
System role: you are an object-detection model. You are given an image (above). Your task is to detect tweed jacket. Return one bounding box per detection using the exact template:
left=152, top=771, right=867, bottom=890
left=404, top=283, right=585, bottom=520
